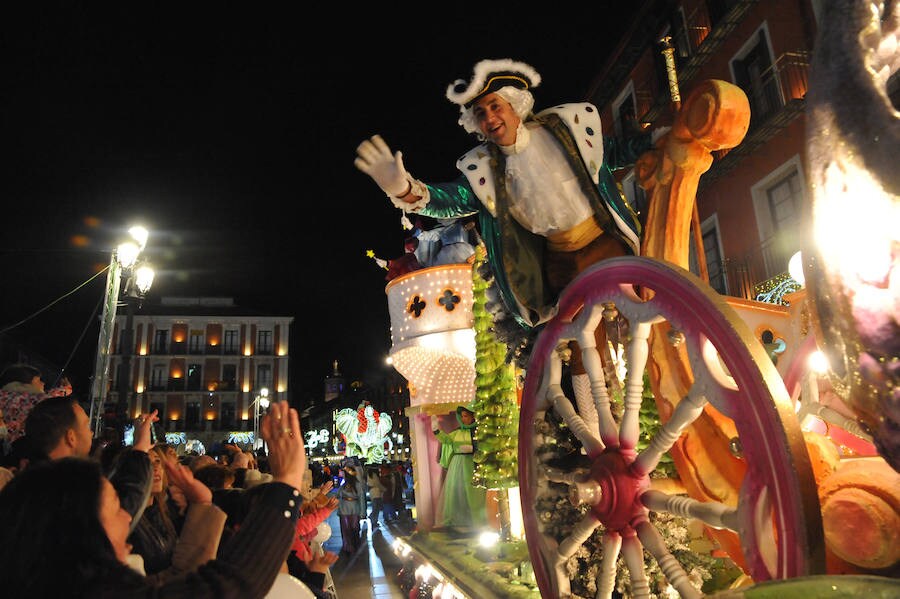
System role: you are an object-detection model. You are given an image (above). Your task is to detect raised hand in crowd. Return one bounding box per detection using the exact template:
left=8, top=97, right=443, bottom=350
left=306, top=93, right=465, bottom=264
left=162, top=452, right=212, bottom=505
left=307, top=549, right=339, bottom=574
left=261, top=400, right=306, bottom=491
left=132, top=410, right=159, bottom=452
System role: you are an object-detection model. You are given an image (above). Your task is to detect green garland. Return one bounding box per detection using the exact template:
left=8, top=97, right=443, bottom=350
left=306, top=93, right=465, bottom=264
left=470, top=244, right=520, bottom=489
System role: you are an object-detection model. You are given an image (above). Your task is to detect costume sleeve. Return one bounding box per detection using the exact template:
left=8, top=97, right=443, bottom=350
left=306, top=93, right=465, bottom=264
left=603, top=133, right=653, bottom=170
left=294, top=506, right=329, bottom=536
left=397, top=175, right=480, bottom=220
left=434, top=429, right=457, bottom=469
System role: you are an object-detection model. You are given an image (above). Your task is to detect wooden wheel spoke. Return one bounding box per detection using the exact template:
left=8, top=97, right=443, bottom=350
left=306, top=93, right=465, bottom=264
left=619, top=321, right=653, bottom=449
left=641, top=489, right=739, bottom=532
left=635, top=520, right=702, bottom=599
left=519, top=257, right=825, bottom=598
left=595, top=532, right=623, bottom=599
left=571, top=305, right=613, bottom=438
left=557, top=512, right=601, bottom=558
left=574, top=319, right=620, bottom=446
left=621, top=533, right=652, bottom=599
left=633, top=390, right=708, bottom=476
left=548, top=383, right=604, bottom=455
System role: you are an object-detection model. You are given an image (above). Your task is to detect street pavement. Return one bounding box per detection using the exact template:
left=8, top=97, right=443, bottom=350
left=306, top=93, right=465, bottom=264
left=320, top=508, right=411, bottom=599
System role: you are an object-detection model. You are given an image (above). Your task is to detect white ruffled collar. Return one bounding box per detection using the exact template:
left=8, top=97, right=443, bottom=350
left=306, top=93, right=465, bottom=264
left=499, top=121, right=533, bottom=155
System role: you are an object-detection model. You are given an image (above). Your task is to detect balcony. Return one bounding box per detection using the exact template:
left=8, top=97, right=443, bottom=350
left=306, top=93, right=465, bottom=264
left=634, top=0, right=759, bottom=124
left=702, top=50, right=810, bottom=186
left=717, top=233, right=802, bottom=303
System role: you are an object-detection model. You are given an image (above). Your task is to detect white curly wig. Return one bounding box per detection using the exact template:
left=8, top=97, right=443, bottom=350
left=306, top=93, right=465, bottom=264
left=446, top=58, right=541, bottom=137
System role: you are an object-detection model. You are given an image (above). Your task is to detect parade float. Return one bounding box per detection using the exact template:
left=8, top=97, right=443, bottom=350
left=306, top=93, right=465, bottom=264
left=373, top=2, right=899, bottom=596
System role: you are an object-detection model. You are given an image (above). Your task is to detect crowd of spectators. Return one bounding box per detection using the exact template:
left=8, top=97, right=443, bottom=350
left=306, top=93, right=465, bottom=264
left=0, top=362, right=339, bottom=598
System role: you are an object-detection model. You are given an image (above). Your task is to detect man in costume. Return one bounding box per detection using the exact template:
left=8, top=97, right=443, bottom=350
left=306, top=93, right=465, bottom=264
left=355, top=58, right=652, bottom=335
left=431, top=406, right=486, bottom=532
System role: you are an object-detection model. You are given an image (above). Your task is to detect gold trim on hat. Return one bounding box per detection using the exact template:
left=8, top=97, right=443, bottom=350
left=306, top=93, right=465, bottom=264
left=472, top=74, right=530, bottom=99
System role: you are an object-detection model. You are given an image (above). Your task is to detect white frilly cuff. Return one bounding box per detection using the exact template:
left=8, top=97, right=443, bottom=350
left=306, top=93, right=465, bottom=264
left=388, top=175, right=429, bottom=212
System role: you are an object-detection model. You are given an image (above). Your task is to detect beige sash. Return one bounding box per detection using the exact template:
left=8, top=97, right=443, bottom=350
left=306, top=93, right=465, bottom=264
left=546, top=216, right=604, bottom=252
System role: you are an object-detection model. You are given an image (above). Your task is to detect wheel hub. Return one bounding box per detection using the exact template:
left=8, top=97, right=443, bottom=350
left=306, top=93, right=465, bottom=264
left=569, top=447, right=650, bottom=531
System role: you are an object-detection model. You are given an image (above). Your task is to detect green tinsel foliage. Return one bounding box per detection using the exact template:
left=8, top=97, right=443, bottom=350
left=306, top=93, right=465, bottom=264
left=635, top=371, right=677, bottom=478
left=471, top=245, right=520, bottom=490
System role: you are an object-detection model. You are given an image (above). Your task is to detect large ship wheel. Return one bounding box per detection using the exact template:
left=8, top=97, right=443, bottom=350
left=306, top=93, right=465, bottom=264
left=518, top=256, right=824, bottom=598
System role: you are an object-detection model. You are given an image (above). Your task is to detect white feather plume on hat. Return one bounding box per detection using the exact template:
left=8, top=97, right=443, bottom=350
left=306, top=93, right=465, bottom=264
left=446, top=58, right=541, bottom=107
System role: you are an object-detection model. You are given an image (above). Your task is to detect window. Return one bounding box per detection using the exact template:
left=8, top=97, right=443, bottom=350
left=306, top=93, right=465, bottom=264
left=222, top=364, right=237, bottom=391
left=612, top=83, right=637, bottom=140
left=767, top=173, right=801, bottom=233
left=764, top=170, right=802, bottom=273
left=690, top=215, right=727, bottom=295
left=185, top=401, right=201, bottom=430
left=224, top=329, right=239, bottom=354
left=154, top=330, right=168, bottom=354
left=706, top=0, right=740, bottom=28
left=731, top=27, right=780, bottom=128
left=189, top=331, right=204, bottom=354
left=751, top=156, right=807, bottom=279
left=654, top=9, right=692, bottom=98
left=257, top=330, right=273, bottom=354
left=669, top=8, right=692, bottom=62
left=256, top=364, right=272, bottom=390
left=187, top=363, right=203, bottom=391
left=150, top=364, right=167, bottom=391
left=221, top=402, right=236, bottom=429
left=702, top=226, right=727, bottom=295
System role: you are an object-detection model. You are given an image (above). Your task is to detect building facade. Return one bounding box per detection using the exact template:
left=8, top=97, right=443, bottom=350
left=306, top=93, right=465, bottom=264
left=104, top=296, right=293, bottom=452
left=590, top=0, right=839, bottom=301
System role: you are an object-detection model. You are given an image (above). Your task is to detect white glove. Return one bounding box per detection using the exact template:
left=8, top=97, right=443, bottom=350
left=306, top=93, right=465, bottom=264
left=458, top=444, right=473, bottom=454
left=431, top=415, right=440, bottom=432
left=354, top=134, right=410, bottom=197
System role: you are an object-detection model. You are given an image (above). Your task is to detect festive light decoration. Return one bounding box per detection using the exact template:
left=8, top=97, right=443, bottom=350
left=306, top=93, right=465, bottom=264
left=386, top=265, right=476, bottom=405
left=334, top=402, right=393, bottom=463
left=164, top=432, right=187, bottom=446
left=185, top=439, right=206, bottom=455
left=304, top=428, right=331, bottom=449
left=227, top=431, right=254, bottom=445
left=754, top=271, right=801, bottom=305
left=469, top=245, right=520, bottom=491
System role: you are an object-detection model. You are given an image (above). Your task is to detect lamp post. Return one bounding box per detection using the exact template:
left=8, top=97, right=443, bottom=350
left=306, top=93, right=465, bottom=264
left=89, top=225, right=153, bottom=443
left=253, top=387, right=270, bottom=455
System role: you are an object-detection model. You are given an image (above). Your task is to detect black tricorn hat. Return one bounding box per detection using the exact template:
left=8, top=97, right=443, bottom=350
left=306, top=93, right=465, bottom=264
left=446, top=58, right=541, bottom=108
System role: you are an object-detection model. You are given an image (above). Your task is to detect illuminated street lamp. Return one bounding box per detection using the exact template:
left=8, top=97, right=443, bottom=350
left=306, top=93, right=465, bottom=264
left=252, top=387, right=270, bottom=454
left=89, top=225, right=154, bottom=442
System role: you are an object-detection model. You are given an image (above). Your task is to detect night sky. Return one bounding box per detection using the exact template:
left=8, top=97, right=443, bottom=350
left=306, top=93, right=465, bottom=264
left=2, top=5, right=642, bottom=399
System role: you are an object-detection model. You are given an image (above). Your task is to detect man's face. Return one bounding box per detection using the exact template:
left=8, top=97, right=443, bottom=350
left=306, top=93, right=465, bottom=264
left=72, top=403, right=93, bottom=458
left=473, top=92, right=521, bottom=146
left=460, top=410, right=475, bottom=425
